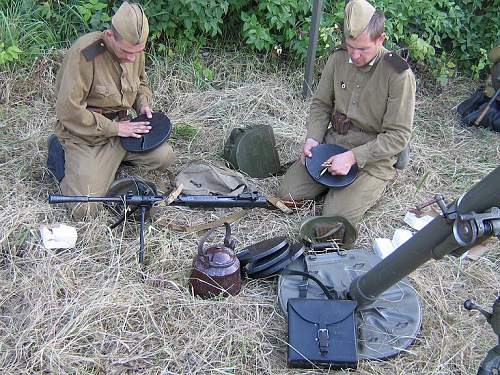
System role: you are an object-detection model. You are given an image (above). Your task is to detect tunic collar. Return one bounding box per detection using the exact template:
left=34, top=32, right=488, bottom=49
left=348, top=47, right=384, bottom=72
left=102, top=32, right=123, bottom=65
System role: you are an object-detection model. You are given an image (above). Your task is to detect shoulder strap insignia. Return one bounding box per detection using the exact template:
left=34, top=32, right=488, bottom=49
left=81, top=40, right=106, bottom=62
left=333, top=44, right=347, bottom=53
left=384, top=52, right=410, bottom=73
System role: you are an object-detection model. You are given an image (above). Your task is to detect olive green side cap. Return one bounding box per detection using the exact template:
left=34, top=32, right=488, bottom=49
left=299, top=215, right=358, bottom=249
left=344, top=0, right=375, bottom=39
left=112, top=1, right=149, bottom=45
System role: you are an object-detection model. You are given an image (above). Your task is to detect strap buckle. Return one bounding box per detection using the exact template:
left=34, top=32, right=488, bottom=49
left=317, top=328, right=330, bottom=355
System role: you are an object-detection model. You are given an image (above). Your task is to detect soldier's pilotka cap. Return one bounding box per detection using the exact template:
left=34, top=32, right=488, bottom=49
left=112, top=1, right=149, bottom=45
left=344, top=0, right=376, bottom=39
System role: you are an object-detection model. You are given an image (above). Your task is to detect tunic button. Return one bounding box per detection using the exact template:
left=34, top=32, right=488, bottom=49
left=356, top=84, right=360, bottom=88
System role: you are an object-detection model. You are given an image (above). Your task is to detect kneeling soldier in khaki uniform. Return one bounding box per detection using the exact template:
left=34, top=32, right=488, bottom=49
left=279, top=0, right=416, bottom=227
left=48, top=2, right=176, bottom=218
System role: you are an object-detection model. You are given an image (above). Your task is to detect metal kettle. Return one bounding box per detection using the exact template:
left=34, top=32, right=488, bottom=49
left=188, top=223, right=241, bottom=298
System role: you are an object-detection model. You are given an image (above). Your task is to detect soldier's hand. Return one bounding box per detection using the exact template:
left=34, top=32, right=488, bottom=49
left=117, top=120, right=151, bottom=138
left=326, top=151, right=356, bottom=175
left=300, top=138, right=319, bottom=165
left=140, top=105, right=153, bottom=119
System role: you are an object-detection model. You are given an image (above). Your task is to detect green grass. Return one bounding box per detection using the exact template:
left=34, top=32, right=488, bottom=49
left=173, top=123, right=200, bottom=141
left=0, top=0, right=85, bottom=68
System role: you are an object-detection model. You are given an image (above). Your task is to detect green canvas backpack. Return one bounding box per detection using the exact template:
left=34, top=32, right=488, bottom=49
left=223, top=125, right=281, bottom=178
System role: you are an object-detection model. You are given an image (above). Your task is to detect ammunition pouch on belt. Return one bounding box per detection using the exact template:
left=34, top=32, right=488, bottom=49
left=330, top=111, right=411, bottom=170
left=331, top=111, right=352, bottom=135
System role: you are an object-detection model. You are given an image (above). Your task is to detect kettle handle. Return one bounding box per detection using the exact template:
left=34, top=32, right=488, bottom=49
left=197, top=222, right=235, bottom=256
left=222, top=222, right=236, bottom=250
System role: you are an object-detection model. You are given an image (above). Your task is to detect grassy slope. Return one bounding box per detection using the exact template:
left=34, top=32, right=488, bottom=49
left=0, top=51, right=498, bottom=374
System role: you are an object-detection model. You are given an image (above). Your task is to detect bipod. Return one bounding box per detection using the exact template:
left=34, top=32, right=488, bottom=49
left=108, top=193, right=157, bottom=264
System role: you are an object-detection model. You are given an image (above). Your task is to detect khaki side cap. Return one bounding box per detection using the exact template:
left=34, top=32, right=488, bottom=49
left=344, top=0, right=375, bottom=39
left=112, top=1, right=149, bottom=45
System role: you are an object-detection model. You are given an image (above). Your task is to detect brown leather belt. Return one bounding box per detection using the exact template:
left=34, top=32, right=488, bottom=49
left=103, top=110, right=127, bottom=120
left=87, top=107, right=127, bottom=121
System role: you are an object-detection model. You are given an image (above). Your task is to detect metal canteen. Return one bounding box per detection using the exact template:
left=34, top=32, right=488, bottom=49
left=189, top=223, right=241, bottom=298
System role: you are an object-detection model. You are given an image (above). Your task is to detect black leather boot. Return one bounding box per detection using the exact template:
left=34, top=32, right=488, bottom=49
left=47, top=134, right=65, bottom=182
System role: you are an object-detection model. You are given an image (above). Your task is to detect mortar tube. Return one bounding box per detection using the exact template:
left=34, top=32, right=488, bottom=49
left=349, top=166, right=500, bottom=307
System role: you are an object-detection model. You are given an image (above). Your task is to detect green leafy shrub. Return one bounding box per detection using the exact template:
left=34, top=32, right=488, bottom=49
left=370, top=0, right=499, bottom=83
left=75, top=0, right=111, bottom=31
left=1, top=0, right=498, bottom=83
left=144, top=0, right=230, bottom=52
left=0, top=43, right=22, bottom=66
left=240, top=0, right=310, bottom=55
left=0, top=0, right=111, bottom=67
left=0, top=0, right=59, bottom=66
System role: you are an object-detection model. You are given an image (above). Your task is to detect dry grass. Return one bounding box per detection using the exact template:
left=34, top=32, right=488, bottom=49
left=0, top=51, right=498, bottom=374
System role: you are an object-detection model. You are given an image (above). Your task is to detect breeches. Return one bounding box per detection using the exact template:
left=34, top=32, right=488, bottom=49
left=278, top=160, right=387, bottom=226
left=60, top=137, right=175, bottom=218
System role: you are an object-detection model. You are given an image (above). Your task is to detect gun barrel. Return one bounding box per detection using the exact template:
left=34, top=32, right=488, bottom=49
left=48, top=193, right=273, bottom=209
left=48, top=195, right=123, bottom=204
left=349, top=165, right=500, bottom=307
left=171, top=194, right=272, bottom=209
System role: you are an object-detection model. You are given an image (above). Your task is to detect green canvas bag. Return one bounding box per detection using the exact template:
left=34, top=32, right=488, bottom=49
left=223, top=125, right=281, bottom=178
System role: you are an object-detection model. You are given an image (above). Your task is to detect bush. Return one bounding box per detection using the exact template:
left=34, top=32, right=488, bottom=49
left=370, top=0, right=499, bottom=83
left=143, top=0, right=230, bottom=53
left=1, top=0, right=498, bottom=83
left=142, top=0, right=499, bottom=83
left=0, top=0, right=111, bottom=68
left=0, top=0, right=58, bottom=67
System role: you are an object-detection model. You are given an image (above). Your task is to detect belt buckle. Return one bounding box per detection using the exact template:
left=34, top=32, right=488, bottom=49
left=117, top=110, right=129, bottom=121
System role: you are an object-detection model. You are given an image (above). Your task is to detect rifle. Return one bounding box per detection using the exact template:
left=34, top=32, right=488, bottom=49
left=48, top=192, right=290, bottom=264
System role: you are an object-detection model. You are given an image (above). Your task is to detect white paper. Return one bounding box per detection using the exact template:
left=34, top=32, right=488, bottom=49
left=40, top=224, right=77, bottom=249
left=373, top=228, right=414, bottom=259
left=373, top=238, right=395, bottom=259
left=392, top=228, right=413, bottom=249
left=404, top=212, right=434, bottom=231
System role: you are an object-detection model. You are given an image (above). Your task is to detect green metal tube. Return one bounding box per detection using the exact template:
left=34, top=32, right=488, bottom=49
left=302, top=0, right=322, bottom=99
left=349, top=166, right=500, bottom=307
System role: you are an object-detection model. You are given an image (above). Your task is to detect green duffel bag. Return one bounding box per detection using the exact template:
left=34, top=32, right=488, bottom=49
left=223, top=125, right=281, bottom=178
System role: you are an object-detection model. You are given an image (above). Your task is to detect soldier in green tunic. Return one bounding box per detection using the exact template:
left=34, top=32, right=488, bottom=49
left=47, top=2, right=176, bottom=218
left=278, top=0, right=416, bottom=228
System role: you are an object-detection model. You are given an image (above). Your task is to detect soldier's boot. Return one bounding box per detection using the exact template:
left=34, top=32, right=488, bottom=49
left=47, top=134, right=65, bottom=183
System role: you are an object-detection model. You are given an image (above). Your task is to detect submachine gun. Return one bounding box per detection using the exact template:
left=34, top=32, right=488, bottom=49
left=48, top=191, right=284, bottom=264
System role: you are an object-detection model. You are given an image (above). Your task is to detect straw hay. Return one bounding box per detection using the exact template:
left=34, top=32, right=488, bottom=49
left=0, top=51, right=498, bottom=374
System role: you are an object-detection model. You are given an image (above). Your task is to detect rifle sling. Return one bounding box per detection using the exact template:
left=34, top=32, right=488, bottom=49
left=164, top=210, right=248, bottom=233
left=266, top=195, right=293, bottom=214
